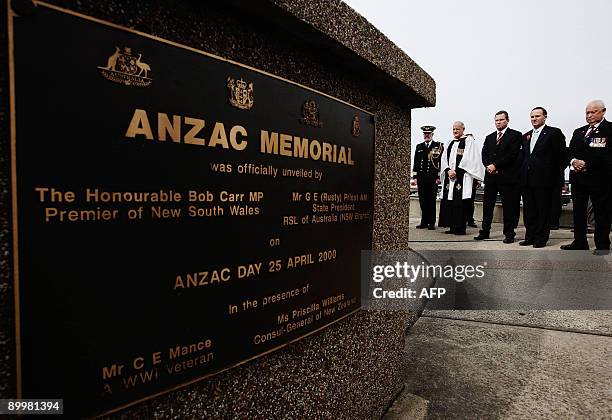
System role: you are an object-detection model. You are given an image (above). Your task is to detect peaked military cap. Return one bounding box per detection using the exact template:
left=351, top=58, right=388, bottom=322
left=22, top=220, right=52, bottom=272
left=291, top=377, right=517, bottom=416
left=420, top=125, right=436, bottom=133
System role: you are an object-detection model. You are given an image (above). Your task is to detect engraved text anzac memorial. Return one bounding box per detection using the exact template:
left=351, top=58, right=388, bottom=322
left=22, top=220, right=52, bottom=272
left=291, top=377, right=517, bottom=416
left=7, top=3, right=374, bottom=417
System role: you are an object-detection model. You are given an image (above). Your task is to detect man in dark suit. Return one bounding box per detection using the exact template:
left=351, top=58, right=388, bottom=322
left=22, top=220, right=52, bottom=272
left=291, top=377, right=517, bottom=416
left=475, top=111, right=522, bottom=243
left=561, top=100, right=612, bottom=254
left=465, top=180, right=478, bottom=228
left=413, top=125, right=443, bottom=229
left=549, top=163, right=566, bottom=230
left=519, top=107, right=567, bottom=248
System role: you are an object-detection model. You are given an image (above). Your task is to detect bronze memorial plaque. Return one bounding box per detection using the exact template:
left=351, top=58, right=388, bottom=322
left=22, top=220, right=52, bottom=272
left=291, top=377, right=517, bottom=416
left=7, top=2, right=374, bottom=417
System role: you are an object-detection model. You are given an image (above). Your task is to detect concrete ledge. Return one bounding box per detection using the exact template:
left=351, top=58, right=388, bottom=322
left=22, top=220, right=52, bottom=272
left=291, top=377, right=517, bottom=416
left=266, top=0, right=436, bottom=107
left=382, top=386, right=429, bottom=420
left=409, top=197, right=573, bottom=227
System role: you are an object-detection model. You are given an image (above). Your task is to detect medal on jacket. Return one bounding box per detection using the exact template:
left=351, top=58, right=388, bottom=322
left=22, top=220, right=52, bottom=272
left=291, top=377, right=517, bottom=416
left=428, top=144, right=443, bottom=169
left=588, top=137, right=607, bottom=148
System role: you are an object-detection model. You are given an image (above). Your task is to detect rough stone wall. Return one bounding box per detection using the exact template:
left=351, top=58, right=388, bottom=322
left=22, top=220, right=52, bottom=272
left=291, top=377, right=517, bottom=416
left=0, top=0, right=13, bottom=405
left=269, top=0, right=435, bottom=106
left=0, top=1, right=431, bottom=418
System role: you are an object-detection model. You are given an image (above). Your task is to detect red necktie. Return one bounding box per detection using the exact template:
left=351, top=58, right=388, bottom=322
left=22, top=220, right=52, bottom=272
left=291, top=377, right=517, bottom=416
left=496, top=131, right=503, bottom=145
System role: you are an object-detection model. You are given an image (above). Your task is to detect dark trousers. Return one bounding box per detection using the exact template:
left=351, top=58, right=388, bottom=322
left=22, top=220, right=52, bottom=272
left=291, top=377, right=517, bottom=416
left=438, top=199, right=449, bottom=227
left=481, top=179, right=520, bottom=238
left=417, top=175, right=438, bottom=226
left=571, top=182, right=611, bottom=249
left=522, top=186, right=552, bottom=245
left=465, top=180, right=476, bottom=223
left=550, top=182, right=563, bottom=227
left=587, top=198, right=595, bottom=227
left=447, top=198, right=471, bottom=233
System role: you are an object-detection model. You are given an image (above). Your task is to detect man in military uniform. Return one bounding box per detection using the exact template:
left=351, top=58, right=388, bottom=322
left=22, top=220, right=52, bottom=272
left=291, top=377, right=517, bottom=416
left=413, top=125, right=443, bottom=229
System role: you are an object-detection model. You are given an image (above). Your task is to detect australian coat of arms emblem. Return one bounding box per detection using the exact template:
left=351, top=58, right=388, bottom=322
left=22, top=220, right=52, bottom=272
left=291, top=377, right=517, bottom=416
left=352, top=115, right=360, bottom=137
left=227, top=77, right=254, bottom=110
left=98, top=46, right=152, bottom=87
left=300, top=100, right=323, bottom=128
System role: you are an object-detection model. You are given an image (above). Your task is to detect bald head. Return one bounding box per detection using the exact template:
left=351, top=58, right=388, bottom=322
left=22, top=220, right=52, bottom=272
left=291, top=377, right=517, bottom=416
left=587, top=99, right=606, bottom=109
left=586, top=100, right=606, bottom=125
left=452, top=121, right=465, bottom=139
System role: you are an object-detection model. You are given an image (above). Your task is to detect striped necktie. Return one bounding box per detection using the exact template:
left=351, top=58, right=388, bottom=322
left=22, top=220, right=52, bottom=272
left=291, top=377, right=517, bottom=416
left=585, top=125, right=596, bottom=138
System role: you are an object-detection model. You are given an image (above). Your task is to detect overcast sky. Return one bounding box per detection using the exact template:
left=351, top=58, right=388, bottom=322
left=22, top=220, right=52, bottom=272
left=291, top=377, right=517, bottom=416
left=343, top=0, right=612, bottom=154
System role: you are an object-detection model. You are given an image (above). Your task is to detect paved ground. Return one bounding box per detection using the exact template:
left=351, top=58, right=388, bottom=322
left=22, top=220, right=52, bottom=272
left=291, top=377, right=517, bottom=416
left=409, top=216, right=577, bottom=249
left=399, top=317, right=611, bottom=420
left=384, top=219, right=612, bottom=419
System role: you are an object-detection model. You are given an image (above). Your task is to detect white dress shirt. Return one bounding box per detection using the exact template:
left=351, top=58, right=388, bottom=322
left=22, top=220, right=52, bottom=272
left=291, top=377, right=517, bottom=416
left=530, top=124, right=546, bottom=153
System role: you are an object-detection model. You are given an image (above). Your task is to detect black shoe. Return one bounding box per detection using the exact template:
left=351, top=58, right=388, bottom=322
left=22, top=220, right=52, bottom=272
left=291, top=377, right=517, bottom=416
left=533, top=242, right=546, bottom=248
left=503, top=237, right=515, bottom=244
left=593, top=249, right=610, bottom=256
left=519, top=240, right=533, bottom=246
left=416, top=224, right=427, bottom=229
left=444, top=230, right=455, bottom=234
left=550, top=225, right=559, bottom=230
left=474, top=232, right=489, bottom=240
left=560, top=242, right=589, bottom=250
left=467, top=222, right=478, bottom=228
left=428, top=225, right=435, bottom=230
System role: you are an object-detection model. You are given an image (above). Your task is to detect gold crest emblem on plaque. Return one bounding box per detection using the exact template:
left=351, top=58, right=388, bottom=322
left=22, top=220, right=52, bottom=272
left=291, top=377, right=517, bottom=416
left=352, top=116, right=360, bottom=137
left=227, top=77, right=254, bottom=110
left=300, top=100, right=323, bottom=128
left=98, top=46, right=152, bottom=87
